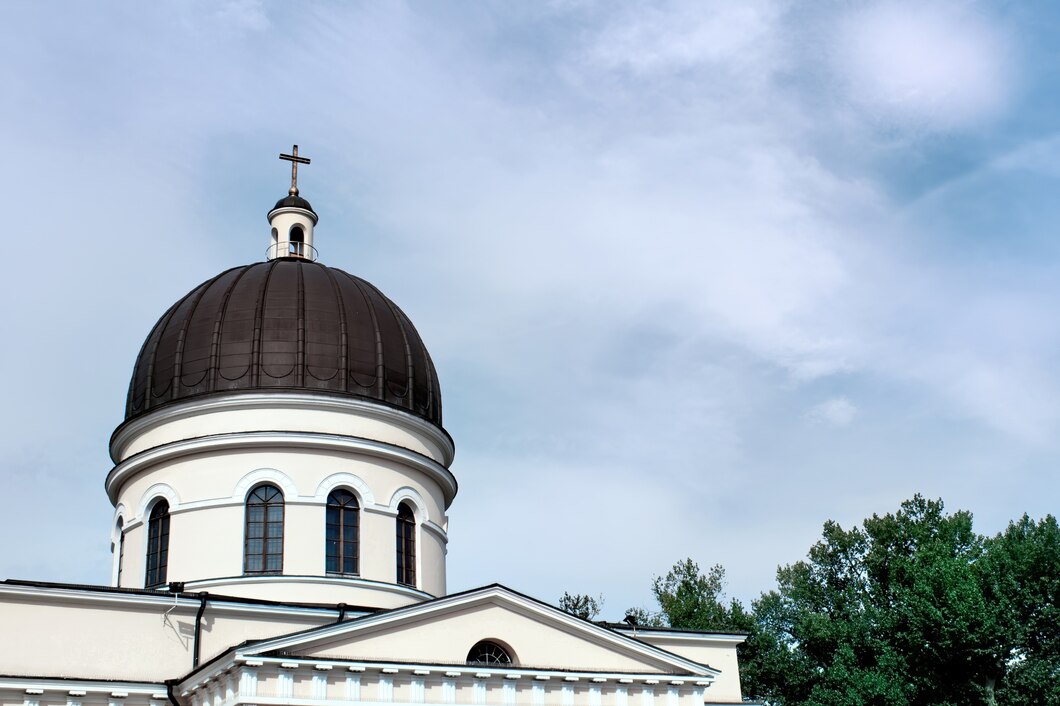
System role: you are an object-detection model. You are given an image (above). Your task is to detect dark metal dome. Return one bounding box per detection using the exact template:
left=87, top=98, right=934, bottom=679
left=271, top=194, right=317, bottom=216
left=125, top=260, right=442, bottom=426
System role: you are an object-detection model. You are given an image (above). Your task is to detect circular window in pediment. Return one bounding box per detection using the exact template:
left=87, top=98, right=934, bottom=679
left=466, top=640, right=513, bottom=665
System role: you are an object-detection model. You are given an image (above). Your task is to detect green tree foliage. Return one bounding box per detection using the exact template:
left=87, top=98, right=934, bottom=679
left=979, top=514, right=1060, bottom=706
left=558, top=592, right=603, bottom=620
left=640, top=559, right=760, bottom=694
left=593, top=498, right=1057, bottom=705
left=745, top=496, right=1060, bottom=706
left=652, top=559, right=753, bottom=634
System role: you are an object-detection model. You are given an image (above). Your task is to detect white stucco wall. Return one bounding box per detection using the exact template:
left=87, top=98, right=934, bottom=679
left=0, top=586, right=336, bottom=682
left=309, top=602, right=677, bottom=673
left=622, top=633, right=744, bottom=704
left=107, top=393, right=454, bottom=607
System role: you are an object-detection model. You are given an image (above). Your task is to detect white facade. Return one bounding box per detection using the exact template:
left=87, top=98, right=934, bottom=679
left=0, top=178, right=749, bottom=706
left=108, top=392, right=455, bottom=606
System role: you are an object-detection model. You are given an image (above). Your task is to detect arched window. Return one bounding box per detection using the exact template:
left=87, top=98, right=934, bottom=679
left=289, top=225, right=305, bottom=256
left=396, top=502, right=416, bottom=587
left=326, top=489, right=360, bottom=575
left=116, top=518, right=126, bottom=586
left=145, top=500, right=169, bottom=588
left=245, top=484, right=284, bottom=574
left=466, top=640, right=512, bottom=665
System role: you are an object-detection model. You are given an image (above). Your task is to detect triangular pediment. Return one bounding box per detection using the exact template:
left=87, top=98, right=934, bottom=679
left=242, top=585, right=716, bottom=676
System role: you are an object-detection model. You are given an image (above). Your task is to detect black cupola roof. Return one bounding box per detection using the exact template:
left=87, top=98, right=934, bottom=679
left=125, top=260, right=442, bottom=427
left=271, top=194, right=317, bottom=216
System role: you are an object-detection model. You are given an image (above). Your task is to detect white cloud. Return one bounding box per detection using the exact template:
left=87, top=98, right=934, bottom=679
left=807, top=397, right=859, bottom=427
left=585, top=0, right=784, bottom=77
left=215, top=0, right=270, bottom=31
left=0, top=1, right=1054, bottom=608
left=832, top=0, right=1013, bottom=130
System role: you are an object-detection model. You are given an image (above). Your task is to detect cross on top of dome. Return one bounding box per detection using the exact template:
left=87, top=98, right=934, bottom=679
left=268, top=144, right=319, bottom=261
left=279, top=144, right=311, bottom=196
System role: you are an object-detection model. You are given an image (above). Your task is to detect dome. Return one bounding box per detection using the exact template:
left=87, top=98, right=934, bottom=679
left=125, top=259, right=442, bottom=426
left=271, top=194, right=317, bottom=217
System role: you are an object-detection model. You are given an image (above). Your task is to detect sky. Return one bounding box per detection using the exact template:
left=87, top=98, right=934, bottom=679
left=1, top=0, right=1059, bottom=618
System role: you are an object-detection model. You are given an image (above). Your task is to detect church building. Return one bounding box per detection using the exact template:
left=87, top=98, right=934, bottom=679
left=0, top=148, right=748, bottom=706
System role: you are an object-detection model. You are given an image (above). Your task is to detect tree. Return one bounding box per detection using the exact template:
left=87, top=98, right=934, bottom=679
left=558, top=592, right=603, bottom=620
left=645, top=560, right=762, bottom=696
left=978, top=514, right=1060, bottom=706
left=746, top=496, right=1060, bottom=706
left=652, top=559, right=751, bottom=633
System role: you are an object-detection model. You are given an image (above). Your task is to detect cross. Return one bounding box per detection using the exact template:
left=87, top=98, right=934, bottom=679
left=279, top=145, right=311, bottom=196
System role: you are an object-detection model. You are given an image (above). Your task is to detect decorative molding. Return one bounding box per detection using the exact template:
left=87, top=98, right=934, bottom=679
left=181, top=574, right=435, bottom=601
left=0, top=582, right=346, bottom=620
left=614, top=629, right=747, bottom=645
left=110, top=391, right=454, bottom=466
left=137, top=483, right=181, bottom=520
left=313, top=472, right=376, bottom=506
left=186, top=652, right=716, bottom=691
left=0, top=680, right=165, bottom=698
left=112, top=505, right=128, bottom=536
left=232, top=468, right=299, bottom=501
left=386, top=486, right=428, bottom=523
left=106, top=431, right=458, bottom=508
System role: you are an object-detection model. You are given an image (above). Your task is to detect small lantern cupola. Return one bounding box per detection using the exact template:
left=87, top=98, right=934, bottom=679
left=267, top=145, right=319, bottom=261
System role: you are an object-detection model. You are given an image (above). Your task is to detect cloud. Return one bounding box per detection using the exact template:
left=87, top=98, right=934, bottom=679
left=807, top=397, right=858, bottom=427
left=0, top=0, right=1055, bottom=610
left=832, top=0, right=1014, bottom=130
left=584, top=0, right=783, bottom=77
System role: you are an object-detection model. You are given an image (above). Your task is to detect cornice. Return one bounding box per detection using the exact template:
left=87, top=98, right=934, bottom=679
left=615, top=630, right=747, bottom=645
left=0, top=677, right=166, bottom=698
left=0, top=583, right=344, bottom=619
left=181, top=574, right=435, bottom=601
left=105, top=430, right=458, bottom=507
left=110, top=391, right=455, bottom=467
left=183, top=655, right=714, bottom=696
left=267, top=205, right=319, bottom=224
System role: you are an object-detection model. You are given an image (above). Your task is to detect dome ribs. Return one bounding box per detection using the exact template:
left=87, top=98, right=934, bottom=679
left=359, top=277, right=407, bottom=405
left=260, top=260, right=299, bottom=384
left=336, top=269, right=384, bottom=396
left=295, top=262, right=305, bottom=389
left=399, top=307, right=433, bottom=419
left=382, top=299, right=417, bottom=412
left=321, top=265, right=349, bottom=391
left=151, top=279, right=209, bottom=407
left=180, top=268, right=241, bottom=396
left=126, top=299, right=179, bottom=416
left=168, top=276, right=212, bottom=402
left=125, top=261, right=443, bottom=427
left=217, top=262, right=268, bottom=385
left=249, top=260, right=279, bottom=387
left=360, top=275, right=387, bottom=402
left=303, top=263, right=342, bottom=385
left=207, top=265, right=253, bottom=393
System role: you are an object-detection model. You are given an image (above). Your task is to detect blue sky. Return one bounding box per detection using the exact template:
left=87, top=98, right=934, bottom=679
left=1, top=0, right=1058, bottom=617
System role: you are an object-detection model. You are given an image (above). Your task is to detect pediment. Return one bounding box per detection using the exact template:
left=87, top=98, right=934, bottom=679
left=243, top=585, right=715, bottom=676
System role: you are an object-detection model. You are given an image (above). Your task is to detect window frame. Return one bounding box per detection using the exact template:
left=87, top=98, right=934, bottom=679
left=466, top=640, right=514, bottom=665
left=396, top=501, right=417, bottom=587
left=244, top=484, right=285, bottom=575
left=145, top=500, right=170, bottom=589
left=116, top=518, right=126, bottom=586
left=326, top=489, right=360, bottom=576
